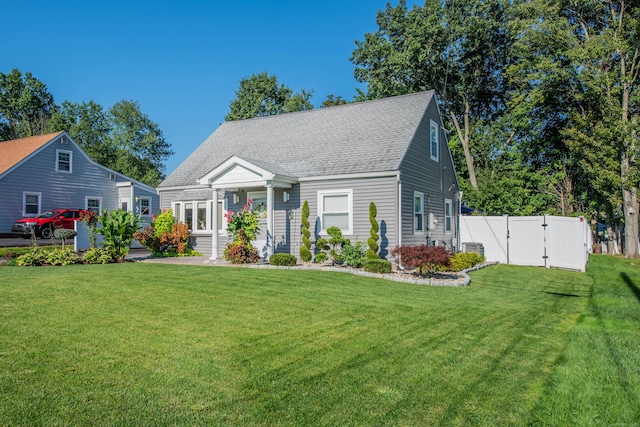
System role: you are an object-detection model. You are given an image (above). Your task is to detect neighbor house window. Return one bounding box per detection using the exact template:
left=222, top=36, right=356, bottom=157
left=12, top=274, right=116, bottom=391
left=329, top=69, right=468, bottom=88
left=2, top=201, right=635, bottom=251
left=138, top=197, right=151, bottom=216
left=318, top=190, right=352, bottom=234
left=445, top=199, right=453, bottom=233
left=414, top=191, right=424, bottom=234
left=56, top=149, right=72, bottom=173
left=86, top=197, right=101, bottom=214
left=23, top=192, right=41, bottom=216
left=430, top=120, right=439, bottom=161
left=173, top=199, right=226, bottom=233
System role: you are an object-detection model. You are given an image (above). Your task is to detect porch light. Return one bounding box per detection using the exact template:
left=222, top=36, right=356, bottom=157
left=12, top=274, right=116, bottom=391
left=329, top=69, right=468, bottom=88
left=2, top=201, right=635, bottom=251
left=283, top=191, right=290, bottom=202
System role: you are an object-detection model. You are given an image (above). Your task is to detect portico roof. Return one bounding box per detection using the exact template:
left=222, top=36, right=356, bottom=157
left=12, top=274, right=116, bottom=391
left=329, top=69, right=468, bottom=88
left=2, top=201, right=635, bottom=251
left=197, top=155, right=297, bottom=189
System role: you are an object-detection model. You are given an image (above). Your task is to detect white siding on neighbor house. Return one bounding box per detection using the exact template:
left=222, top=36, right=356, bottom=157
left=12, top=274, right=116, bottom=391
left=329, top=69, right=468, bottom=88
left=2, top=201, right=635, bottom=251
left=399, top=99, right=459, bottom=250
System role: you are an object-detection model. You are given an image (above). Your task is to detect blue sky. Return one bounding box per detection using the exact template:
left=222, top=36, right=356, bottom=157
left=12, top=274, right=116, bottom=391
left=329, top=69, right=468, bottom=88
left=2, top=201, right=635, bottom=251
left=2, top=1, right=408, bottom=176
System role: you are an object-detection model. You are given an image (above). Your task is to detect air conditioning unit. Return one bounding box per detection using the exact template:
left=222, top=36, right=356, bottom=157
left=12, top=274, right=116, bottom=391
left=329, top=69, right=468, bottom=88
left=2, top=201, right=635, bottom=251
left=462, top=242, right=484, bottom=256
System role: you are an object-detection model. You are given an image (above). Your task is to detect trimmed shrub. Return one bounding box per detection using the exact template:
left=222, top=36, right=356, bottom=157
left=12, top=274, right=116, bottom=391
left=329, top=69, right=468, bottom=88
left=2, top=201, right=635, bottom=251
left=300, top=200, right=312, bottom=262
left=448, top=252, right=485, bottom=271
left=316, top=226, right=347, bottom=264
left=269, top=253, right=297, bottom=266
left=83, top=247, right=114, bottom=264
left=391, top=245, right=451, bottom=276
left=153, top=209, right=175, bottom=238
left=315, top=251, right=328, bottom=263
left=366, top=202, right=380, bottom=259
left=363, top=259, right=393, bottom=274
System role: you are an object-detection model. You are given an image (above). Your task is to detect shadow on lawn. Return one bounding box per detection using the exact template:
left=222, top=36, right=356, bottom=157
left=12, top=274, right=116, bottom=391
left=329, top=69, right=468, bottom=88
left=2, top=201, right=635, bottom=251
left=620, top=272, right=640, bottom=303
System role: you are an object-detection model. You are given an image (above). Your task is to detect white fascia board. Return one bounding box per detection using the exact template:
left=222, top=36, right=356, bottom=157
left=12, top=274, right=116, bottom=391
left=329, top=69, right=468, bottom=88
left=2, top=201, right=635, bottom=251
left=298, top=170, right=398, bottom=182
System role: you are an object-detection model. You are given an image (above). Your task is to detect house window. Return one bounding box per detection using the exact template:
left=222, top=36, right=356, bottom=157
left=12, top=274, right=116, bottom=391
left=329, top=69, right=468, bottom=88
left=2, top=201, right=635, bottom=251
left=23, top=192, right=41, bottom=216
left=430, top=120, right=439, bottom=162
left=247, top=191, right=267, bottom=213
left=173, top=199, right=226, bottom=233
left=86, top=197, right=101, bottom=214
left=138, top=197, right=151, bottom=216
left=414, top=191, right=424, bottom=234
left=196, top=202, right=207, bottom=230
left=56, top=149, right=73, bottom=173
left=318, top=190, right=352, bottom=234
left=184, top=203, right=193, bottom=229
left=445, top=199, right=453, bottom=233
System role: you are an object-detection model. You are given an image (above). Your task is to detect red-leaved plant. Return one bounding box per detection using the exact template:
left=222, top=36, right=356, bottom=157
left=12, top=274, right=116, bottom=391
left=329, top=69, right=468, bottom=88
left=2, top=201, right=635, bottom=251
left=391, top=245, right=451, bottom=276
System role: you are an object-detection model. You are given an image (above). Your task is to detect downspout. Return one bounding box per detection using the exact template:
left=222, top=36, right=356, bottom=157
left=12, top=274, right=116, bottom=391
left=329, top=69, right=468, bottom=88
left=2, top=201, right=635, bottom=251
left=457, top=190, right=463, bottom=252
left=130, top=183, right=135, bottom=213
left=397, top=172, right=402, bottom=247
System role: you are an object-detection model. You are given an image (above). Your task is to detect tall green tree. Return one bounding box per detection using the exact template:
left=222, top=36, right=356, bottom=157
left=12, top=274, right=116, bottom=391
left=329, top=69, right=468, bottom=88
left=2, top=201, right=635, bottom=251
left=351, top=0, right=515, bottom=193
left=107, top=100, right=173, bottom=187
left=508, top=0, right=640, bottom=256
left=0, top=69, right=56, bottom=140
left=49, top=99, right=173, bottom=187
left=49, top=100, right=113, bottom=167
left=225, top=72, right=313, bottom=121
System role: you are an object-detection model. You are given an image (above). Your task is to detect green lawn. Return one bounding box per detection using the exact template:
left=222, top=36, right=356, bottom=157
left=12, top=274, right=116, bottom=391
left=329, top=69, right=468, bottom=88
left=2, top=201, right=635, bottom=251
left=0, top=258, right=635, bottom=425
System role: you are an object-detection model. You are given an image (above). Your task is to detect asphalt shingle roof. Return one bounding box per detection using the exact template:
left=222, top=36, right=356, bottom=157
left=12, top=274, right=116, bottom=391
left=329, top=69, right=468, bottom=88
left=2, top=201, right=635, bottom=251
left=0, top=132, right=63, bottom=175
left=160, top=91, right=434, bottom=188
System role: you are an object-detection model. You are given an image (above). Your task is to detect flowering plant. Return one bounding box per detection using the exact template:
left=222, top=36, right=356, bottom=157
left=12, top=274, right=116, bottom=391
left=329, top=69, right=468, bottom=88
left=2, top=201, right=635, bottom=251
left=225, top=199, right=264, bottom=242
left=79, top=210, right=99, bottom=248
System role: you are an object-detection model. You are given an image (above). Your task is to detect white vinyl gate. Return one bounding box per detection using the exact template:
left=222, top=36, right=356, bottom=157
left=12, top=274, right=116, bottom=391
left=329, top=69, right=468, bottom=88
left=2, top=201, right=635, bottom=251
left=460, top=215, right=590, bottom=272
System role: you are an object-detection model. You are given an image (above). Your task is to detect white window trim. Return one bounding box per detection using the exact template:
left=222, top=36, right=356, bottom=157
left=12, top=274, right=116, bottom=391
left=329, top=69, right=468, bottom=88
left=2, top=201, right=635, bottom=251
left=138, top=197, right=151, bottom=217
left=173, top=199, right=227, bottom=235
left=56, top=149, right=73, bottom=173
left=445, top=198, right=453, bottom=233
left=85, top=196, right=102, bottom=214
left=414, top=191, right=425, bottom=234
left=430, top=120, right=439, bottom=162
left=317, top=189, right=353, bottom=235
left=23, top=191, right=42, bottom=217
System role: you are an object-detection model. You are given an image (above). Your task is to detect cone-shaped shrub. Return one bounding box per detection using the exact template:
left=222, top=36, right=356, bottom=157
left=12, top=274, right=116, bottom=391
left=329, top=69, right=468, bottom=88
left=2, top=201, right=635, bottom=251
left=366, top=201, right=380, bottom=259
left=300, top=200, right=312, bottom=262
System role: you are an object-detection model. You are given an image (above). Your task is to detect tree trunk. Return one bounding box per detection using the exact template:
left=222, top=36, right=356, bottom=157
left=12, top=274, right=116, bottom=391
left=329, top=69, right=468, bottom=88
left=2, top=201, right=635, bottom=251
left=622, top=185, right=638, bottom=257
left=450, top=99, right=478, bottom=189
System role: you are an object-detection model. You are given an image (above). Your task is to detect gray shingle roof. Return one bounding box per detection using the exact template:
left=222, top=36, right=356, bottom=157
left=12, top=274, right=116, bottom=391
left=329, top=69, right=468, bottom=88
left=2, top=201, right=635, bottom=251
left=159, top=90, right=435, bottom=188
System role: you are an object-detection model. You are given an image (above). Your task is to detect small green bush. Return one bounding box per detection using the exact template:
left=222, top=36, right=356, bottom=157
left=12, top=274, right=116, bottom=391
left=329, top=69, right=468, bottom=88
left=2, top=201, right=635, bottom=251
left=300, top=201, right=312, bottom=262
left=47, top=247, right=80, bottom=266
left=363, top=259, right=393, bottom=274
left=16, top=248, right=49, bottom=266
left=448, top=252, right=485, bottom=272
left=342, top=241, right=367, bottom=268
left=269, top=253, right=297, bottom=266
left=83, top=247, right=114, bottom=264
left=315, top=251, right=328, bottom=263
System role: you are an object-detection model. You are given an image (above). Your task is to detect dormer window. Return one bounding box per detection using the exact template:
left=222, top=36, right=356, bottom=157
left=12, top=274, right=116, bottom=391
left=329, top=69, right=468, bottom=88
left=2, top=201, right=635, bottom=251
left=56, top=149, right=72, bottom=173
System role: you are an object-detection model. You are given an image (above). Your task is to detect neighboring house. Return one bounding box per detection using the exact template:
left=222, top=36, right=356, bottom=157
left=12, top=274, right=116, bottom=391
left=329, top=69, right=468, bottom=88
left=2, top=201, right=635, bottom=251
left=0, top=131, right=159, bottom=235
left=158, top=91, right=461, bottom=260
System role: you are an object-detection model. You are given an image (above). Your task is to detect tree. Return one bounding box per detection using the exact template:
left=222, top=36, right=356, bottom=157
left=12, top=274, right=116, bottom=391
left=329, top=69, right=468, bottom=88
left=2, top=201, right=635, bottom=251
left=49, top=100, right=113, bottom=167
left=0, top=69, right=56, bottom=140
left=508, top=0, right=640, bottom=256
left=366, top=202, right=380, bottom=259
left=225, top=72, right=313, bottom=121
left=320, top=94, right=347, bottom=108
left=107, top=100, right=173, bottom=187
left=351, top=0, right=515, bottom=193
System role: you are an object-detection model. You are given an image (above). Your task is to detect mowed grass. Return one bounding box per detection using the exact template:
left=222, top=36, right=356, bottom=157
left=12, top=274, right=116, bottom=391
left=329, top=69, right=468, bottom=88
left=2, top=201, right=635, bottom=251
left=530, top=255, right=640, bottom=426
left=0, top=261, right=594, bottom=425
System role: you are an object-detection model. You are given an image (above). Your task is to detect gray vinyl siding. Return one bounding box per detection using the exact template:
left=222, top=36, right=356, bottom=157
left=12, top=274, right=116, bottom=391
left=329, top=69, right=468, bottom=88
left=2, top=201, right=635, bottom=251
left=0, top=136, right=159, bottom=234
left=299, top=176, right=398, bottom=259
left=399, top=100, right=459, bottom=250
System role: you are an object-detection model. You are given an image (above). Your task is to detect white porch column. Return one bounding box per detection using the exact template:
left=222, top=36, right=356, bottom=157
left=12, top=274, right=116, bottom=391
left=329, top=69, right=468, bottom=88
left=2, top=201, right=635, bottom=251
left=210, top=188, right=218, bottom=260
left=266, top=182, right=274, bottom=257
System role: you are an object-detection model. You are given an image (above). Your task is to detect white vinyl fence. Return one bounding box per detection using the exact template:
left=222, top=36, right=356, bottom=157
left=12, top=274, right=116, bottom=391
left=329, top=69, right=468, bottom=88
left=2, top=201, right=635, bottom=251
left=460, top=215, right=591, bottom=272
